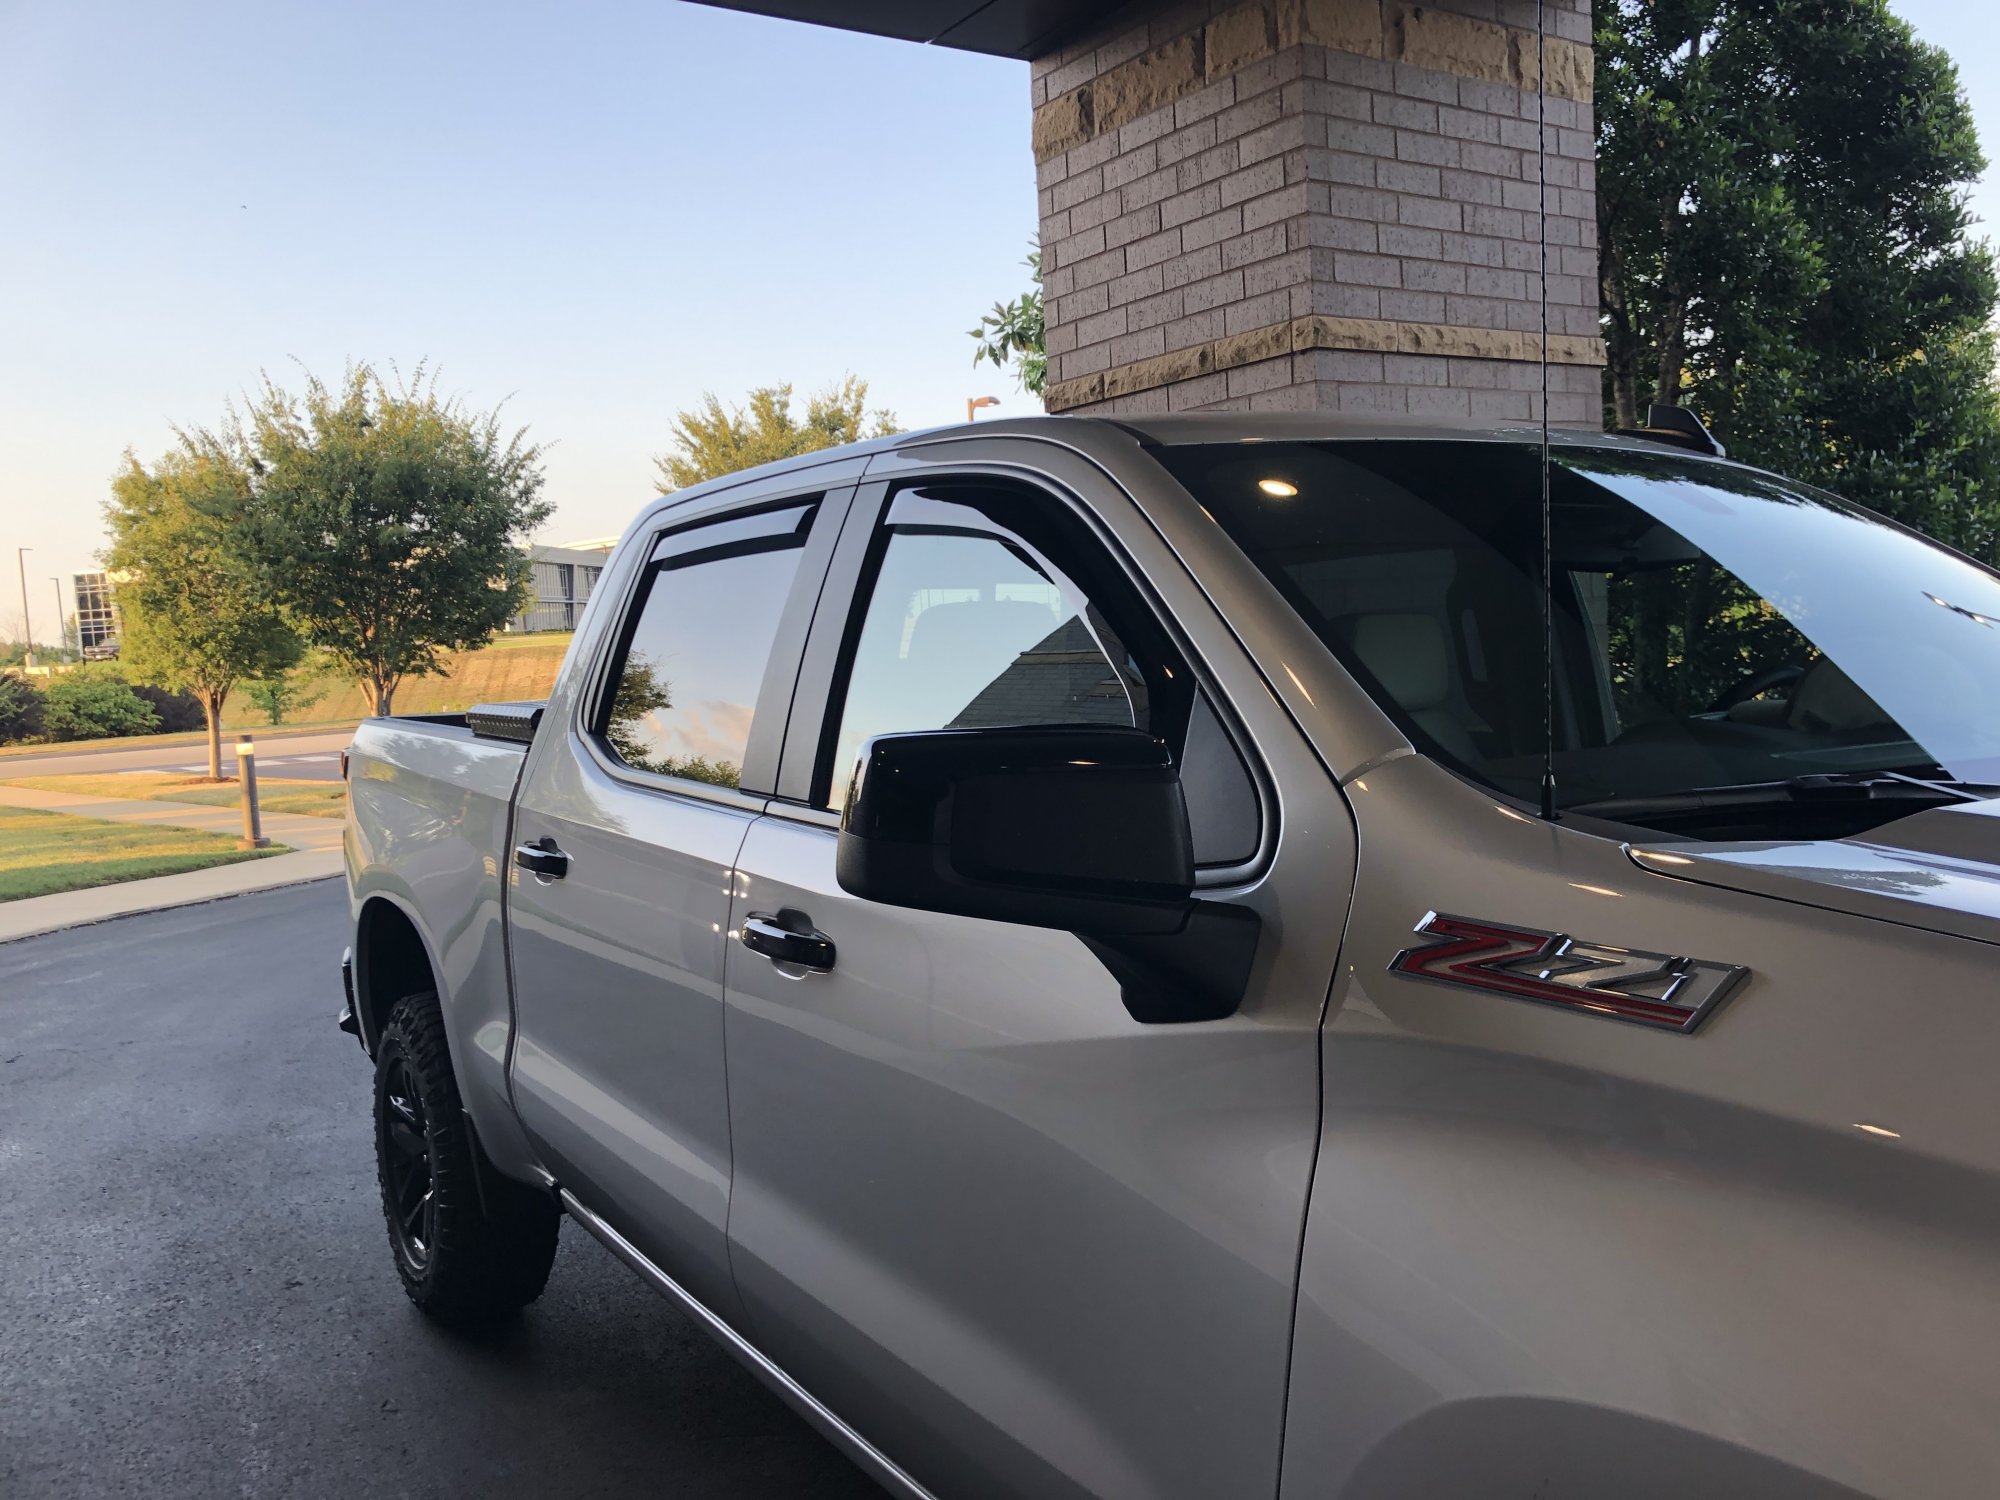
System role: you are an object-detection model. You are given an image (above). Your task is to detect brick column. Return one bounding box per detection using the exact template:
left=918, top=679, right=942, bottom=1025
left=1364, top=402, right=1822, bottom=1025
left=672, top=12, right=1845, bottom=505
left=1032, top=0, right=1603, bottom=423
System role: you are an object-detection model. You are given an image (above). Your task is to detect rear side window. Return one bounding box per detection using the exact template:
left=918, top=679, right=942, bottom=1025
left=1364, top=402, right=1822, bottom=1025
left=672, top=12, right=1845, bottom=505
left=598, top=503, right=815, bottom=789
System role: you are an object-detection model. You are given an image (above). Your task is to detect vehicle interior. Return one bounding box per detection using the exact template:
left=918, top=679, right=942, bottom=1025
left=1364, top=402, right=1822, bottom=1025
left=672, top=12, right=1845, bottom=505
left=1151, top=439, right=1997, bottom=841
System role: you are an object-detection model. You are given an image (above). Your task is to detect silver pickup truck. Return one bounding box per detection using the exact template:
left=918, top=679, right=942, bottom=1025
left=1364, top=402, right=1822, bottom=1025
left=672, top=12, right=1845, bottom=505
left=340, top=414, right=2000, bottom=1500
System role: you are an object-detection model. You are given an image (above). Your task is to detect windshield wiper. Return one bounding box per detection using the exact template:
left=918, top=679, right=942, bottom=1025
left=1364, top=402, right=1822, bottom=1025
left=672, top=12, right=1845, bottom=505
left=1567, top=771, right=2000, bottom=823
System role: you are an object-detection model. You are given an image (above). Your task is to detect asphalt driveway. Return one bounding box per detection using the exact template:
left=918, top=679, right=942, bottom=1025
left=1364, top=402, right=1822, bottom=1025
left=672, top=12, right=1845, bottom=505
left=0, top=881, right=879, bottom=1499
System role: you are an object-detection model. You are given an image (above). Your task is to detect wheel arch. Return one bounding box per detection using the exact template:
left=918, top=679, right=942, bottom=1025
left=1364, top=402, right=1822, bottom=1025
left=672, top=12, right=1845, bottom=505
left=352, top=894, right=440, bottom=1058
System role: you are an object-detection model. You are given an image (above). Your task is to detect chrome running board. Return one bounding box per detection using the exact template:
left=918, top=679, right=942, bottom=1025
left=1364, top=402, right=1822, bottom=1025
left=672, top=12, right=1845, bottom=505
left=558, top=1189, right=938, bottom=1500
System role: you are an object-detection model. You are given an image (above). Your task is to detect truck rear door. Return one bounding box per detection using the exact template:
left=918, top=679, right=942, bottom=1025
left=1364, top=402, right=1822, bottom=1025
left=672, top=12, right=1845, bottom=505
left=506, top=481, right=853, bottom=1323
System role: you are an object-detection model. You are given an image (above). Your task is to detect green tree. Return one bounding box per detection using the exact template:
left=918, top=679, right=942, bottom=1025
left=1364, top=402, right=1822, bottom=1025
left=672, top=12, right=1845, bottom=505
left=236, top=364, right=551, bottom=716
left=969, top=249, right=1046, bottom=399
left=654, top=377, right=897, bottom=491
left=105, top=444, right=301, bottom=777
left=1598, top=0, right=2000, bottom=561
left=242, top=662, right=328, bottom=726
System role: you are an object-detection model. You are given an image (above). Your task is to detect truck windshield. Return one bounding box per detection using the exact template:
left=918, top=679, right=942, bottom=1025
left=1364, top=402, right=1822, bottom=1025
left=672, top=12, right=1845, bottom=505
left=1154, top=440, right=2000, bottom=830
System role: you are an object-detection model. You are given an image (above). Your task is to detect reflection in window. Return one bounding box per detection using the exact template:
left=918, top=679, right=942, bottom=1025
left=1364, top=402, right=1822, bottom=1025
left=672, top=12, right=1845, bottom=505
left=831, top=494, right=1146, bottom=786
left=600, top=507, right=812, bottom=788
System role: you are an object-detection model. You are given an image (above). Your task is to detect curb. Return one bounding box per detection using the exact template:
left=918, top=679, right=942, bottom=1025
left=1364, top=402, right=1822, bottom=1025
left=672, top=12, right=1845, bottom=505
left=0, top=855, right=344, bottom=946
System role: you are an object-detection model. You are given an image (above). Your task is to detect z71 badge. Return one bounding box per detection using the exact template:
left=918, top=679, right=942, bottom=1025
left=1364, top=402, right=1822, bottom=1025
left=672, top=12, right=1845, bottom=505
left=1389, top=912, right=1747, bottom=1034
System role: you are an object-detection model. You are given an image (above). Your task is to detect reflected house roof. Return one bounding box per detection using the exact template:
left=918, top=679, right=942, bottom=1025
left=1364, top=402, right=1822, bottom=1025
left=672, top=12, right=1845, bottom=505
left=949, top=616, right=1136, bottom=730
left=683, top=1, right=1127, bottom=58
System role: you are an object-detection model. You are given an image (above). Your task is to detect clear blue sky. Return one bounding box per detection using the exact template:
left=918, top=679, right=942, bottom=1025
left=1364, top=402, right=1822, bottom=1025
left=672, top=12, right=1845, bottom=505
left=0, top=0, right=1035, bottom=633
left=0, top=1, right=1993, bottom=640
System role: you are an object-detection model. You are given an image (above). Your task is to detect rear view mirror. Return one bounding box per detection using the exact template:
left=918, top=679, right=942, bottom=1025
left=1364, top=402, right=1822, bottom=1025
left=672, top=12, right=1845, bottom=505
left=836, top=727, right=1259, bottom=1023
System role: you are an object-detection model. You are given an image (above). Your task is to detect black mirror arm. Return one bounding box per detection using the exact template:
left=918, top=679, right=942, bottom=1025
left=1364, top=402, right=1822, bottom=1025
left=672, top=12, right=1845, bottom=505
left=1082, top=900, right=1262, bottom=1024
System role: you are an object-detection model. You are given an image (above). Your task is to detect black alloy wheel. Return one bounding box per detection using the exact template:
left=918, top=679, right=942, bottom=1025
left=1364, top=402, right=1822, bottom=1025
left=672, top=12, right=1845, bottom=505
left=378, top=1048, right=436, bottom=1272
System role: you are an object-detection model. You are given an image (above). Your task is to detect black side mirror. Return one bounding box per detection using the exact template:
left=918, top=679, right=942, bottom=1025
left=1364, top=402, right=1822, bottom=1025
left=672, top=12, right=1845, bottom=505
left=837, top=726, right=1193, bottom=933
left=836, top=727, right=1260, bottom=1023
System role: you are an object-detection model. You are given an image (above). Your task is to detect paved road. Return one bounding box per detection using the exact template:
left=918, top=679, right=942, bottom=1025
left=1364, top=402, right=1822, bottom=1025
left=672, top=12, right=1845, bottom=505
left=0, top=882, right=880, bottom=1499
left=0, top=728, right=356, bottom=782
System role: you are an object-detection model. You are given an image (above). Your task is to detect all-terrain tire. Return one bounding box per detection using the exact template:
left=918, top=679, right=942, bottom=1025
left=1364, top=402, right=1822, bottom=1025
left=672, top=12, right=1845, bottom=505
left=373, top=990, right=559, bottom=1327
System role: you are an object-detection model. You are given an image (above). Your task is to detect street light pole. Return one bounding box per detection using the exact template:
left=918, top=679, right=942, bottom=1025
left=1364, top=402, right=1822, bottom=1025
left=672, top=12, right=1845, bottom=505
left=49, top=579, right=65, bottom=664
left=966, top=395, right=1001, bottom=423
left=14, top=547, right=32, bottom=668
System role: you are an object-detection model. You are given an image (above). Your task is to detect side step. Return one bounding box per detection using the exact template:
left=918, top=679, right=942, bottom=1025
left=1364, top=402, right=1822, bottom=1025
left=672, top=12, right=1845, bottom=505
left=557, top=1189, right=938, bottom=1500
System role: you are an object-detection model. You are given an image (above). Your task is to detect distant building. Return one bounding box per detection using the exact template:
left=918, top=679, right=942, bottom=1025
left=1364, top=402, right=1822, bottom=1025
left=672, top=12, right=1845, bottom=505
left=73, top=572, right=119, bottom=658
left=509, top=544, right=612, bottom=634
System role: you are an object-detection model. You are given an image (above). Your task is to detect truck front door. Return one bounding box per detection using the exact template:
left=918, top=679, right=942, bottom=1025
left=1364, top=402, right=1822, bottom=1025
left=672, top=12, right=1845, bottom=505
left=720, top=454, right=1357, bottom=1500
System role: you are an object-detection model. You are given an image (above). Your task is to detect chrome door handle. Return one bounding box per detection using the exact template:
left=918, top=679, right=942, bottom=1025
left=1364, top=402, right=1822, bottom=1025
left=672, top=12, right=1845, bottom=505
left=741, top=910, right=835, bottom=971
left=514, top=837, right=569, bottom=880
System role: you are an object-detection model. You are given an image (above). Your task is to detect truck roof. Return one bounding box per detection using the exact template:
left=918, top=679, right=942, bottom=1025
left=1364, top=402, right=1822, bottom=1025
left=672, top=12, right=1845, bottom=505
left=643, top=412, right=1726, bottom=516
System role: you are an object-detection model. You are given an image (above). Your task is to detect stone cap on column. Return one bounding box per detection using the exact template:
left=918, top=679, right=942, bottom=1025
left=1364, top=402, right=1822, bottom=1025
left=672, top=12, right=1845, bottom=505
left=1034, top=1, right=1592, bottom=161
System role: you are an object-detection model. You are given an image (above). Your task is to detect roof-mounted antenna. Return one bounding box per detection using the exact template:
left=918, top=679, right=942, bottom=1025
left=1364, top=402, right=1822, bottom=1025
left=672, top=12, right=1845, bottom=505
left=1536, top=0, right=1558, bottom=823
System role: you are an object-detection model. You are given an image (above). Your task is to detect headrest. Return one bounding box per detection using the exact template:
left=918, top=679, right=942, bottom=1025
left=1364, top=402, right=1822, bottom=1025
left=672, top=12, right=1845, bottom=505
left=1347, top=613, right=1451, bottom=711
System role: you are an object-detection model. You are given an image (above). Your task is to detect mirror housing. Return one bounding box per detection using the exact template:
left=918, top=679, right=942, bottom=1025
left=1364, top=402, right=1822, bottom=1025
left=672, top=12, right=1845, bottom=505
left=837, top=727, right=1261, bottom=1024
left=837, top=727, right=1195, bottom=936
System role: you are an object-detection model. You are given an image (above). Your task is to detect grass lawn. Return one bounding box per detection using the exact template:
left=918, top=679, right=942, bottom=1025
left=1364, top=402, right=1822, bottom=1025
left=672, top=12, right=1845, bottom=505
left=0, top=805, right=280, bottom=902
left=1, top=774, right=347, bottom=820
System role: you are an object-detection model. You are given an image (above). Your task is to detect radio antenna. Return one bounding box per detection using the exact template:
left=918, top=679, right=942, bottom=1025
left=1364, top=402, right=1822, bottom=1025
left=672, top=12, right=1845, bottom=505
left=1536, top=0, right=1559, bottom=823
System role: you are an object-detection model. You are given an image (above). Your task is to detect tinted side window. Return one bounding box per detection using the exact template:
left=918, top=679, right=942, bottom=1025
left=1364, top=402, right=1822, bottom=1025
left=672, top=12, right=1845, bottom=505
left=828, top=488, right=1148, bottom=788
left=599, top=504, right=814, bottom=789
left=824, top=481, right=1261, bottom=867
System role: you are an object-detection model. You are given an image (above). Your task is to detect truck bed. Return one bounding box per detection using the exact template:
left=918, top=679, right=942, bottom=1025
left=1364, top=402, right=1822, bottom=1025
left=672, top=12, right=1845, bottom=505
left=343, top=705, right=544, bottom=1182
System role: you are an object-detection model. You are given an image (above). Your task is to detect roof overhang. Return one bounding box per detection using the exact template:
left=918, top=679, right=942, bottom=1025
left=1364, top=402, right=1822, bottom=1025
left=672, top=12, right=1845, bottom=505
left=683, top=1, right=1126, bottom=59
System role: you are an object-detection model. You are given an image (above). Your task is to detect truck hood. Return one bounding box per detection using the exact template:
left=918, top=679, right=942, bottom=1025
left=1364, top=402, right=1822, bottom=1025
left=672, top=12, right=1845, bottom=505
left=1628, top=794, right=2000, bottom=948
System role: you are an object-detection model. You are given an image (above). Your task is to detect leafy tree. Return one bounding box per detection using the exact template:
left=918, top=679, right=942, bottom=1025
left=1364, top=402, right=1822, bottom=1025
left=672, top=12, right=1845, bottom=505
left=105, top=444, right=301, bottom=777
left=654, top=377, right=897, bottom=491
left=1597, top=0, right=2000, bottom=562
left=0, top=674, right=44, bottom=744
left=242, top=663, right=327, bottom=726
left=969, top=249, right=1046, bottom=399
left=236, top=363, right=551, bottom=716
left=42, top=677, right=159, bottom=741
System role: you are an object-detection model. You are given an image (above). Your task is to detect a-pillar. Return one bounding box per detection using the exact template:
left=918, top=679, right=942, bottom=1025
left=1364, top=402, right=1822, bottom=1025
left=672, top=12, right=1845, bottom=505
left=1032, top=0, right=1603, bottom=422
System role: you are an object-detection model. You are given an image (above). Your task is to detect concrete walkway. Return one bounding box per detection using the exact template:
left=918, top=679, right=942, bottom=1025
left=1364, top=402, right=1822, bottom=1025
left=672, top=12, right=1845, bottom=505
left=0, top=785, right=344, bottom=943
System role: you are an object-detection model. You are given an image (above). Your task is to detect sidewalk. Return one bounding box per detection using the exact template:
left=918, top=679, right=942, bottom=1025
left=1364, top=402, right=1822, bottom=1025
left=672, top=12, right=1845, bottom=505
left=0, top=785, right=344, bottom=944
